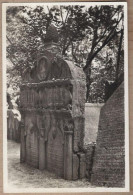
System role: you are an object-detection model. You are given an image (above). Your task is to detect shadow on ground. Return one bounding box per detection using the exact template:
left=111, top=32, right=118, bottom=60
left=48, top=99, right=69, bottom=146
left=8, top=140, right=92, bottom=188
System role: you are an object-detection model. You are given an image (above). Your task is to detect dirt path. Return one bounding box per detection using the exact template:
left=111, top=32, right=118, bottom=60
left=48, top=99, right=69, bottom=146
left=8, top=140, right=92, bottom=189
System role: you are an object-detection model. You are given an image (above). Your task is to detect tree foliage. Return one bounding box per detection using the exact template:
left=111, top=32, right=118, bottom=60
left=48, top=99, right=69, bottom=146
left=6, top=5, right=124, bottom=102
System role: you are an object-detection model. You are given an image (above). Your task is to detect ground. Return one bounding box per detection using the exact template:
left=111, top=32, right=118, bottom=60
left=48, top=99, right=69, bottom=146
left=8, top=140, right=93, bottom=189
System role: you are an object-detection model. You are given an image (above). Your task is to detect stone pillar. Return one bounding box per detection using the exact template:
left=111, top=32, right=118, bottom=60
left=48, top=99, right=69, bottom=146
left=72, top=154, right=79, bottom=180
left=39, top=128, right=46, bottom=170
left=78, top=153, right=86, bottom=179
left=64, top=131, right=73, bottom=180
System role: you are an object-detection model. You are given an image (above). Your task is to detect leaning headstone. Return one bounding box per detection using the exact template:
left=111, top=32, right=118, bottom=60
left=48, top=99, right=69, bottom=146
left=20, top=25, right=86, bottom=180
left=7, top=109, right=21, bottom=142
left=7, top=109, right=14, bottom=140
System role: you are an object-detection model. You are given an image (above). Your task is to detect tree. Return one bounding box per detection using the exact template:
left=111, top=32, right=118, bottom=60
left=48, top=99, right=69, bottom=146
left=82, top=5, right=124, bottom=100
left=6, top=5, right=124, bottom=102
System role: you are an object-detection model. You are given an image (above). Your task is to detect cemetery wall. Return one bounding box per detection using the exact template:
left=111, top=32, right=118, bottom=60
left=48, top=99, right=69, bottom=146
left=91, top=82, right=125, bottom=187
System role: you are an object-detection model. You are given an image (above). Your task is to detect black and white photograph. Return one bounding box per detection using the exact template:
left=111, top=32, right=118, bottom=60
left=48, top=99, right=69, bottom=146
left=2, top=2, right=129, bottom=193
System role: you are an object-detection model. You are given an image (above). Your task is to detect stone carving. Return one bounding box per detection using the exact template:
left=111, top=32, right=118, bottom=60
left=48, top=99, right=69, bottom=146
left=20, top=25, right=86, bottom=180
left=37, top=56, right=50, bottom=81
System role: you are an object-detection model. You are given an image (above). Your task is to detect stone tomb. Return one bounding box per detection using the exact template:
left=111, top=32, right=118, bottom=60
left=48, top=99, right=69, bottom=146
left=20, top=41, right=86, bottom=180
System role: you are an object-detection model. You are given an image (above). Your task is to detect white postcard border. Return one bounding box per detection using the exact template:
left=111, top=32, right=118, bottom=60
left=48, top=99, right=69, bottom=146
left=2, top=1, right=129, bottom=193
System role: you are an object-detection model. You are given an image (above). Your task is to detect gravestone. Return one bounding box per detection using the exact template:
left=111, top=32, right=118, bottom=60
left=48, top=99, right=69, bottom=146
left=20, top=25, right=86, bottom=180
left=7, top=110, right=14, bottom=140
left=7, top=109, right=20, bottom=142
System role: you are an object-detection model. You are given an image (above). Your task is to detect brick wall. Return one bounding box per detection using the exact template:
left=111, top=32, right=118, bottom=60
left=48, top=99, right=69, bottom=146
left=91, top=82, right=125, bottom=187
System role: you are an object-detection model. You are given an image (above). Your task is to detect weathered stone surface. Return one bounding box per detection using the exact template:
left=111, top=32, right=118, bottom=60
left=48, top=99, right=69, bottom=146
left=84, top=103, right=104, bottom=144
left=91, top=82, right=125, bottom=187
left=78, top=153, right=86, bottom=179
left=64, top=131, right=73, bottom=180
left=72, top=154, right=79, bottom=180
left=25, top=113, right=39, bottom=168
left=20, top=25, right=86, bottom=180
left=45, top=24, right=59, bottom=43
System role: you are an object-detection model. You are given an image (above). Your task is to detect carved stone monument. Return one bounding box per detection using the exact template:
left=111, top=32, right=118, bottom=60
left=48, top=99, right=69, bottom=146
left=20, top=25, right=86, bottom=180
